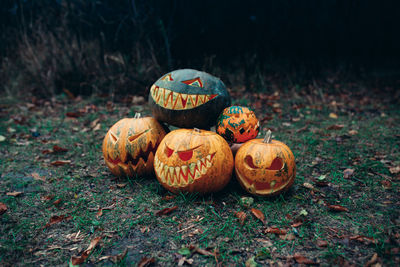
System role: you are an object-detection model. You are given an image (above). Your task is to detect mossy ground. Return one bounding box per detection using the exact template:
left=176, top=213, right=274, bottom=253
left=0, top=87, right=399, bottom=266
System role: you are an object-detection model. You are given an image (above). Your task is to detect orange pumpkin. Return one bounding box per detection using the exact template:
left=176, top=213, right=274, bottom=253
left=154, top=128, right=233, bottom=194
left=235, top=130, right=296, bottom=196
left=216, top=106, right=260, bottom=143
left=102, top=113, right=166, bottom=177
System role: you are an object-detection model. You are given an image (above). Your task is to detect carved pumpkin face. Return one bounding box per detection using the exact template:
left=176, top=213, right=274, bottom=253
left=102, top=114, right=166, bottom=177
left=154, top=128, right=233, bottom=193
left=148, top=69, right=231, bottom=129
left=235, top=131, right=296, bottom=196
left=217, top=106, right=260, bottom=143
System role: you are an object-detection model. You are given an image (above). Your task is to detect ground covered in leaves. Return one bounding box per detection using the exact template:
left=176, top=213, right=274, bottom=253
left=0, top=85, right=399, bottom=266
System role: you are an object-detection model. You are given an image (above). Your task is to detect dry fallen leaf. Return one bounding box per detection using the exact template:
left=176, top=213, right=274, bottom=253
left=251, top=208, right=265, bottom=224
left=349, top=235, right=377, bottom=244
left=293, top=253, right=316, bottom=265
left=327, top=124, right=344, bottom=130
left=235, top=211, right=247, bottom=225
left=303, top=182, right=314, bottom=189
left=66, top=112, right=81, bottom=118
left=0, top=202, right=7, bottom=215
left=380, top=180, right=392, bottom=189
left=317, top=239, right=328, bottom=247
left=161, top=195, right=176, bottom=201
left=343, top=168, right=355, bottom=179
left=329, top=113, right=338, bottom=119
left=44, top=215, right=72, bottom=228
left=264, top=227, right=287, bottom=235
left=389, top=166, right=400, bottom=174
left=31, top=172, right=46, bottom=181
left=348, top=130, right=358, bottom=135
left=327, top=204, right=349, bottom=212
left=6, top=191, right=23, bottom=197
left=279, top=233, right=296, bottom=240
left=70, top=236, right=102, bottom=265
left=53, top=145, right=68, bottom=152
left=116, top=183, right=127, bottom=188
left=97, top=248, right=128, bottom=263
left=50, top=160, right=71, bottom=166
left=155, top=206, right=178, bottom=216
left=365, top=253, right=379, bottom=267
left=137, top=256, right=155, bottom=267
left=96, top=209, right=103, bottom=219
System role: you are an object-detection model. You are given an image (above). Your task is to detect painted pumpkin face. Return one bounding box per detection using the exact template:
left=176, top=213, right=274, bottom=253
left=154, top=128, right=233, bottom=194
left=217, top=106, right=260, bottom=143
left=235, top=131, right=296, bottom=196
left=102, top=114, right=166, bottom=177
left=148, top=69, right=231, bottom=129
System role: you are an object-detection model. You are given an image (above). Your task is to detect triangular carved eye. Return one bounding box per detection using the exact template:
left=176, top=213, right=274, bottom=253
left=161, top=74, right=173, bottom=81
left=182, top=77, right=203, bottom=88
left=128, top=129, right=149, bottom=143
left=110, top=132, right=118, bottom=143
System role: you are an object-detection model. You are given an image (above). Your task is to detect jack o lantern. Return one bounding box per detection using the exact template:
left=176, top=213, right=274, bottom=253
left=235, top=130, right=296, bottom=196
left=148, top=69, right=231, bottom=129
left=217, top=106, right=260, bottom=143
left=102, top=113, right=166, bottom=177
left=154, top=128, right=233, bottom=194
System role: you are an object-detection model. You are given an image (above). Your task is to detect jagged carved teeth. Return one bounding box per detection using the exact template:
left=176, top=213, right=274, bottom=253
left=150, top=85, right=217, bottom=110
left=154, top=153, right=215, bottom=187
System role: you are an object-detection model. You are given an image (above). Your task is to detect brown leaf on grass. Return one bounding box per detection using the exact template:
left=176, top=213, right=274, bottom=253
left=293, top=253, right=317, bottom=265
left=116, top=183, right=127, bottom=188
left=303, top=182, right=314, bottom=189
left=329, top=113, right=338, bottom=119
left=348, top=130, right=358, bottom=135
left=380, top=180, right=392, bottom=189
left=66, top=112, right=81, bottom=118
left=365, top=253, right=379, bottom=267
left=327, top=124, right=344, bottom=130
left=42, top=149, right=53, bottom=154
left=44, top=215, right=72, bottom=228
left=279, top=233, right=296, bottom=240
left=53, top=199, right=62, bottom=206
left=235, top=211, right=247, bottom=225
left=42, top=195, right=54, bottom=201
left=162, top=195, right=176, bottom=201
left=70, top=236, right=102, bottom=265
left=291, top=221, right=303, bottom=228
left=327, top=204, right=349, bottom=212
left=389, top=166, right=400, bottom=174
left=343, top=168, right=355, bottom=179
left=96, top=209, right=103, bottom=219
left=264, top=227, right=287, bottom=235
left=53, top=145, right=68, bottom=152
left=251, top=208, right=265, bottom=224
left=0, top=202, right=7, bottom=215
left=317, top=239, right=328, bottom=247
left=137, top=256, right=155, bottom=267
left=349, top=235, right=377, bottom=244
left=31, top=172, right=46, bottom=181
left=155, top=206, right=178, bottom=216
left=6, top=191, right=23, bottom=197
left=296, top=125, right=309, bottom=133
left=50, top=160, right=71, bottom=166
left=97, top=248, right=128, bottom=263
left=195, top=247, right=215, bottom=257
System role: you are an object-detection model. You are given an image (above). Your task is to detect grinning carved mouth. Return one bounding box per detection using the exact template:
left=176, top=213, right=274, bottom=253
left=107, top=141, right=159, bottom=167
left=154, top=153, right=216, bottom=187
left=150, top=85, right=217, bottom=110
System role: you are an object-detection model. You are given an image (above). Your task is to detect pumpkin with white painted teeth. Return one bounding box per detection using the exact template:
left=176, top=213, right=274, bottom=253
left=102, top=113, right=166, bottom=177
left=235, top=130, right=296, bottom=196
left=154, top=128, right=234, bottom=194
left=148, top=69, right=231, bottom=129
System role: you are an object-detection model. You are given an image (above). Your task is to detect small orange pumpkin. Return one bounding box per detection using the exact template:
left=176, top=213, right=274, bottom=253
left=102, top=113, right=166, bottom=177
left=154, top=128, right=233, bottom=194
left=235, top=130, right=296, bottom=196
left=216, top=106, right=259, bottom=143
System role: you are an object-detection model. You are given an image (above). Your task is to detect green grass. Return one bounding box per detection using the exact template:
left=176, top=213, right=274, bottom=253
left=0, top=91, right=399, bottom=266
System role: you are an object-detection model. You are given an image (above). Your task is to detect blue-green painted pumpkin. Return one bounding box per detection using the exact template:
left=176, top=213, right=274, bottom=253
left=148, top=69, right=231, bottom=129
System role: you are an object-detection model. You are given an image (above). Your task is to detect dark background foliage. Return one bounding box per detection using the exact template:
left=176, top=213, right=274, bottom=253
left=1, top=0, right=399, bottom=96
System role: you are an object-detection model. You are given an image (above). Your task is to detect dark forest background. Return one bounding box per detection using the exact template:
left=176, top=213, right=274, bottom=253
left=1, top=0, right=399, bottom=97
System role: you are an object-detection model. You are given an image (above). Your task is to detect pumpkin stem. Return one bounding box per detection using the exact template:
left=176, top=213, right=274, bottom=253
left=194, top=128, right=201, bottom=133
left=263, top=130, right=272, bottom=143
left=134, top=113, right=141, bottom=119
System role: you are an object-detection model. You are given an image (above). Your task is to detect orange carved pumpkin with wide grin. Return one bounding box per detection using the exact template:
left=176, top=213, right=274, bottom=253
left=154, top=128, right=233, bottom=194
left=235, top=130, right=296, bottom=196
left=102, top=113, right=166, bottom=177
